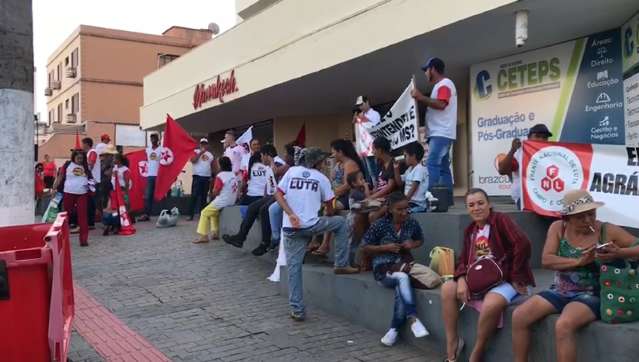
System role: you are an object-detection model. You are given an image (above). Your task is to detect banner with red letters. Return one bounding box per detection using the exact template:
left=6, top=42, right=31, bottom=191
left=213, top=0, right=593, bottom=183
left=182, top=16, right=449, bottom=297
left=522, top=140, right=639, bottom=228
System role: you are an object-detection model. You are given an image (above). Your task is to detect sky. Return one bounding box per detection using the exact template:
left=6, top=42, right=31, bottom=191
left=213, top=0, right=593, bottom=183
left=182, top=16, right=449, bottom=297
left=32, top=0, right=237, bottom=121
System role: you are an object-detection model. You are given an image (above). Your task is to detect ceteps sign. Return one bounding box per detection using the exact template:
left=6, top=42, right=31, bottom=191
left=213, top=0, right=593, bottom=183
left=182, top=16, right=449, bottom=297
left=192, top=69, right=239, bottom=110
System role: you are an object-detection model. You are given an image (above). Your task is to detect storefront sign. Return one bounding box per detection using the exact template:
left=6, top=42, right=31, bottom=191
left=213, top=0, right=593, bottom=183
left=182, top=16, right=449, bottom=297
left=192, top=69, right=239, bottom=110
left=470, top=29, right=625, bottom=195
left=623, top=12, right=639, bottom=146
left=521, top=140, right=639, bottom=228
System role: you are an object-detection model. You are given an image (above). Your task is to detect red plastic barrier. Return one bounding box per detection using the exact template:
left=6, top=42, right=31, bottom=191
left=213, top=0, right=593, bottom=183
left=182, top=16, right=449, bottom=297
left=0, top=213, right=74, bottom=362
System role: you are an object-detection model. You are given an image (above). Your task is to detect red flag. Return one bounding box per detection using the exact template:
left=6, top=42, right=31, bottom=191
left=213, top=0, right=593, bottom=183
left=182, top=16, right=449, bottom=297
left=124, top=150, right=147, bottom=213
left=295, top=124, right=306, bottom=147
left=154, top=114, right=197, bottom=201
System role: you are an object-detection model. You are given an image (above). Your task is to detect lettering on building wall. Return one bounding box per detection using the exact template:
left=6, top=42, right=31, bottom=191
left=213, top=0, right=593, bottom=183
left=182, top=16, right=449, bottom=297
left=192, top=69, right=239, bottom=110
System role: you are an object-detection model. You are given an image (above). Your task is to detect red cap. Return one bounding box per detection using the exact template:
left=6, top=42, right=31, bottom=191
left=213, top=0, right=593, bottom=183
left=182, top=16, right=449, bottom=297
left=101, top=133, right=111, bottom=141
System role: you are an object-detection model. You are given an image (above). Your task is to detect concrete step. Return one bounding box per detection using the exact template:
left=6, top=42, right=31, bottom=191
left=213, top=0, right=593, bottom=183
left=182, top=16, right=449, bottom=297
left=218, top=204, right=554, bottom=268
left=277, top=265, right=639, bottom=362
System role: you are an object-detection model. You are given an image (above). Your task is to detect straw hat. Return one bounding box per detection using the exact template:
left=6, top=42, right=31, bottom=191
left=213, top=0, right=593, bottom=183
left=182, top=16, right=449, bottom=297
left=102, top=144, right=119, bottom=155
left=560, top=189, right=604, bottom=216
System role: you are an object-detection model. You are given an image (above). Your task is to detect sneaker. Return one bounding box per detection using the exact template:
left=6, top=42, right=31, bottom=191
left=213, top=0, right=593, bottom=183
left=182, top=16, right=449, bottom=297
left=222, top=235, right=244, bottom=248
left=137, top=215, right=150, bottom=222
left=290, top=311, right=305, bottom=322
left=380, top=328, right=398, bottom=347
left=334, top=266, right=359, bottom=275
left=410, top=317, right=429, bottom=338
left=252, top=244, right=269, bottom=256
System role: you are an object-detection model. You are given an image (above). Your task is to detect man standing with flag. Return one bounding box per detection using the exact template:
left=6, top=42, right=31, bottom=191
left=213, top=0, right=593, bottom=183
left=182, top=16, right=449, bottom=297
left=223, top=129, right=245, bottom=175
left=353, top=95, right=381, bottom=187
left=137, top=133, right=163, bottom=221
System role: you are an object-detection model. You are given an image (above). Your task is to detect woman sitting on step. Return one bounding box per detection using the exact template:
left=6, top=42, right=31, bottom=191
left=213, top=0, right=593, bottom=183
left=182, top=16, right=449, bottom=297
left=512, top=190, right=639, bottom=362
left=440, top=188, right=534, bottom=362
left=361, top=192, right=429, bottom=347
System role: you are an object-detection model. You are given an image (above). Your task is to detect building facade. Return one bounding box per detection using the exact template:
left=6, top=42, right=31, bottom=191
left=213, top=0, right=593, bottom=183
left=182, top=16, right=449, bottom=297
left=140, top=0, right=639, bottom=196
left=40, top=25, right=213, bottom=163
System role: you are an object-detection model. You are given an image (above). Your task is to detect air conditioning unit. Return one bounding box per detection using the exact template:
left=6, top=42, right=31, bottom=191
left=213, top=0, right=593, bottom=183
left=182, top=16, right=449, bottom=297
left=44, top=88, right=53, bottom=96
left=66, top=67, right=76, bottom=78
left=66, top=113, right=77, bottom=123
left=51, top=81, right=61, bottom=90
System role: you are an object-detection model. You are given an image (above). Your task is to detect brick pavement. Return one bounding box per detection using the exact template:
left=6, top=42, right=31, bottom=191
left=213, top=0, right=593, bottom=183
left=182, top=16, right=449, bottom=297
left=70, top=219, right=439, bottom=361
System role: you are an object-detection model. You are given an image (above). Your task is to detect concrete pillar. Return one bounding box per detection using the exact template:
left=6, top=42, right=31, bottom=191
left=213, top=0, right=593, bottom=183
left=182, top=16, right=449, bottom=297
left=0, top=0, right=35, bottom=226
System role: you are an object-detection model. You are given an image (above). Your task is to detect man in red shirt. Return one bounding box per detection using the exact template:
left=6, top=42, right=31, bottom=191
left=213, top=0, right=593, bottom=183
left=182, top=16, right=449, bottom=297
left=42, top=154, right=57, bottom=189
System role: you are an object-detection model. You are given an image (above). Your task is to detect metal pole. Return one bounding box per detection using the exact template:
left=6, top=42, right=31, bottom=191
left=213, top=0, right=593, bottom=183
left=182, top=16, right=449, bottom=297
left=0, top=0, right=35, bottom=226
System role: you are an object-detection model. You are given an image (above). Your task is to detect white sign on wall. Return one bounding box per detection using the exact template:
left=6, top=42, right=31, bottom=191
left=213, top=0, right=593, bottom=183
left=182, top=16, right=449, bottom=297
left=116, top=124, right=147, bottom=147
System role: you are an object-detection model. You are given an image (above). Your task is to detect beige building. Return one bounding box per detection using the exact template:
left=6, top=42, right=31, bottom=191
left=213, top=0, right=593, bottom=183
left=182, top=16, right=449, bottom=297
left=40, top=25, right=213, bottom=163
left=140, top=0, right=638, bottom=195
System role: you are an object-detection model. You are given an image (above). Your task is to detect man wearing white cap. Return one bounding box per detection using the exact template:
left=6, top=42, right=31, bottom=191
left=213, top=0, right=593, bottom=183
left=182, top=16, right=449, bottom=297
left=353, top=95, right=381, bottom=187
left=188, top=138, right=215, bottom=221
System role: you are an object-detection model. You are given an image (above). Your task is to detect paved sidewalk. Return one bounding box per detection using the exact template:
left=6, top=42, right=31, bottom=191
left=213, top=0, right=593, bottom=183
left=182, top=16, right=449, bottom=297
left=70, top=219, right=439, bottom=361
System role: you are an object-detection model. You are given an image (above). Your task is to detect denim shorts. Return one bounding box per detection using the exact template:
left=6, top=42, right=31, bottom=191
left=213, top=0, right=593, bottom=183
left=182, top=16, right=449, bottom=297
left=538, top=290, right=601, bottom=319
left=488, top=282, right=520, bottom=303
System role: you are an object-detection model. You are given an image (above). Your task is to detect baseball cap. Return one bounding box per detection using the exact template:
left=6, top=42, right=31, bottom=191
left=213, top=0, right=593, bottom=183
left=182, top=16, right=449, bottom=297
left=303, top=147, right=330, bottom=168
left=354, top=95, right=367, bottom=107
left=199, top=138, right=209, bottom=144
left=420, top=57, right=445, bottom=73
left=528, top=124, right=553, bottom=138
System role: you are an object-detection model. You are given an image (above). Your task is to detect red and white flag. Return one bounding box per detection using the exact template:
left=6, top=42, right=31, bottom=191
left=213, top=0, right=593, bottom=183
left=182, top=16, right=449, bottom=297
left=154, top=114, right=197, bottom=201
left=521, top=140, right=639, bottom=228
left=125, top=150, right=148, bottom=213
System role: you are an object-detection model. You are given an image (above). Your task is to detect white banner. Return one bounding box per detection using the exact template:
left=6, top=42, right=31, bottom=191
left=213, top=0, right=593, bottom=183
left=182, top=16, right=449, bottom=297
left=522, top=140, right=639, bottom=228
left=369, top=80, right=419, bottom=150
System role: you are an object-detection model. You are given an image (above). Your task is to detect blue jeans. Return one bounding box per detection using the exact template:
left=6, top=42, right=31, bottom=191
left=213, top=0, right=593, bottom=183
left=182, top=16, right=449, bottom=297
left=427, top=136, right=454, bottom=205
left=144, top=176, right=157, bottom=216
left=284, top=216, right=351, bottom=315
left=379, top=272, right=417, bottom=329
left=189, top=175, right=210, bottom=217
left=269, top=201, right=283, bottom=245
left=364, top=156, right=379, bottom=188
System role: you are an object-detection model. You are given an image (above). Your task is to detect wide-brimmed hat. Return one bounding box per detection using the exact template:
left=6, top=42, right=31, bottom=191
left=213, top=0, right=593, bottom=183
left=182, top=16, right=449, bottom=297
left=528, top=124, right=553, bottom=138
left=102, top=144, right=119, bottom=155
left=560, top=190, right=604, bottom=216
left=303, top=147, right=330, bottom=168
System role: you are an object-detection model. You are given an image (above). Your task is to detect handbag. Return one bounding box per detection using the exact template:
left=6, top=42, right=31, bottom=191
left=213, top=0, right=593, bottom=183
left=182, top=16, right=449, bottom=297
left=389, top=259, right=442, bottom=289
left=156, top=208, right=179, bottom=228
left=600, top=260, right=639, bottom=323
left=429, top=246, right=455, bottom=279
left=466, top=255, right=504, bottom=298
left=465, top=228, right=505, bottom=298
left=409, top=263, right=442, bottom=289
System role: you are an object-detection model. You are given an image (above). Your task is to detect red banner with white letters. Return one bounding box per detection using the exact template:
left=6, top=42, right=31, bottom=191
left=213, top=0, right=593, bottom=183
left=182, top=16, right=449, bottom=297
left=522, top=140, right=639, bottom=228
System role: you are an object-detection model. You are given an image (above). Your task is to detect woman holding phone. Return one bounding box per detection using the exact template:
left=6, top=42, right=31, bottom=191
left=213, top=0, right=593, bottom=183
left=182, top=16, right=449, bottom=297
left=512, top=190, right=639, bottom=362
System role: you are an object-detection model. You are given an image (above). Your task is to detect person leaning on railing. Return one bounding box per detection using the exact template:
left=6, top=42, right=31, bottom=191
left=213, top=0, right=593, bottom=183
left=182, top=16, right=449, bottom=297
left=440, top=188, right=534, bottom=362
left=512, top=190, right=639, bottom=362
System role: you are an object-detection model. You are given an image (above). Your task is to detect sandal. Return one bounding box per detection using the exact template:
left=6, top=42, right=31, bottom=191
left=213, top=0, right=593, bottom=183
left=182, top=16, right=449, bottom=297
left=444, top=337, right=464, bottom=362
left=192, top=237, right=209, bottom=244
left=311, top=247, right=329, bottom=256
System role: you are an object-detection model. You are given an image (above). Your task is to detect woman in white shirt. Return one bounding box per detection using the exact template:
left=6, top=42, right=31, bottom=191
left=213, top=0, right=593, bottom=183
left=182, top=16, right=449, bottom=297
left=240, top=152, right=271, bottom=205
left=53, top=150, right=95, bottom=246
left=194, top=157, right=239, bottom=243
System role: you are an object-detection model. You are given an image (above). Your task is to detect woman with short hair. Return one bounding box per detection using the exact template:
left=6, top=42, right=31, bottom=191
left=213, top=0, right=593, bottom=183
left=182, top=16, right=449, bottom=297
left=440, top=188, right=534, bottom=362
left=512, top=190, right=639, bottom=362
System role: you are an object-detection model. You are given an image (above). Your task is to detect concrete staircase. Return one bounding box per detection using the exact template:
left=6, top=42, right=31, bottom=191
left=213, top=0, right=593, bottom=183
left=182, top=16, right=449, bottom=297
left=218, top=203, right=639, bottom=362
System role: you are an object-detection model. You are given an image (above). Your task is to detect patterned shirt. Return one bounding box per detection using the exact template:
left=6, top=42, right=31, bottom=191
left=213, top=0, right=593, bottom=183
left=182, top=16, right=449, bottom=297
left=361, top=215, right=424, bottom=281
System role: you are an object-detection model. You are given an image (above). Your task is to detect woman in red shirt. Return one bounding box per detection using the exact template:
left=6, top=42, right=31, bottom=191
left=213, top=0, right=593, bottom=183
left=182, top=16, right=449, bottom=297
left=42, top=154, right=57, bottom=189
